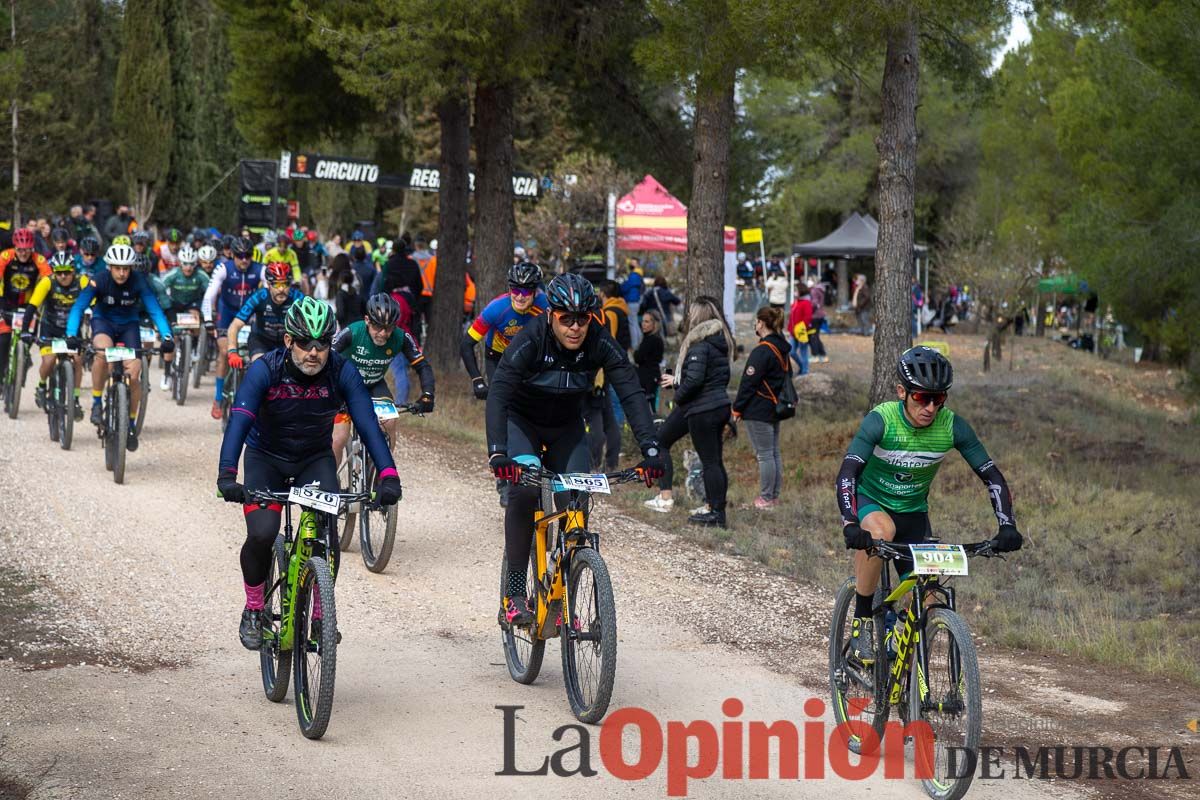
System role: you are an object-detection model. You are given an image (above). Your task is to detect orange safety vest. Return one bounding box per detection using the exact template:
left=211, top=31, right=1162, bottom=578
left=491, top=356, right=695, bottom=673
left=421, top=256, right=437, bottom=298
left=463, top=272, right=476, bottom=314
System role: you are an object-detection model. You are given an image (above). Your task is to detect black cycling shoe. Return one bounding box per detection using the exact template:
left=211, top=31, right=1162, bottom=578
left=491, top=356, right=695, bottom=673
left=239, top=608, right=263, bottom=650
left=34, top=385, right=45, bottom=409
left=73, top=399, right=84, bottom=421
left=90, top=403, right=104, bottom=427
left=499, top=595, right=534, bottom=628
left=126, top=428, right=139, bottom=452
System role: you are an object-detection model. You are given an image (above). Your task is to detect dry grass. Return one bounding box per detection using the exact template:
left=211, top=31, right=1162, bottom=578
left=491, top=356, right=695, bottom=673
left=408, top=332, right=1200, bottom=684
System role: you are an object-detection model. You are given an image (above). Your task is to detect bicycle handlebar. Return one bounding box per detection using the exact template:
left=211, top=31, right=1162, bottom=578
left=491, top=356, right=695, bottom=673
left=514, top=465, right=644, bottom=489
left=868, top=538, right=1002, bottom=560
left=245, top=488, right=377, bottom=509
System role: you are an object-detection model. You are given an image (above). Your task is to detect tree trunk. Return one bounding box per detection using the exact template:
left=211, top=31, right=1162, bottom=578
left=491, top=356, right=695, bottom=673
left=10, top=0, right=18, bottom=224
left=427, top=91, right=471, bottom=371
left=868, top=10, right=919, bottom=407
left=473, top=81, right=515, bottom=305
left=686, top=66, right=735, bottom=308
left=135, top=182, right=157, bottom=229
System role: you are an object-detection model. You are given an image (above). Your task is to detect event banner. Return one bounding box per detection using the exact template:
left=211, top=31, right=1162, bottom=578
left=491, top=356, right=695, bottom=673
left=279, top=152, right=540, bottom=198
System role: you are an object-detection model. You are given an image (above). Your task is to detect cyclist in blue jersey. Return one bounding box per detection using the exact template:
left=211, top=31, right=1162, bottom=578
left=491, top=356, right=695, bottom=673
left=461, top=261, right=546, bottom=505
left=66, top=243, right=174, bottom=451
left=75, top=236, right=104, bottom=279
left=216, top=297, right=402, bottom=650
left=225, top=262, right=304, bottom=369
left=201, top=236, right=262, bottom=420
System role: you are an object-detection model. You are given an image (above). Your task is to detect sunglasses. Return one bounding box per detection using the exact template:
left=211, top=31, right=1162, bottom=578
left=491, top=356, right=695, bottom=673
left=909, top=390, right=947, bottom=408
left=234, top=253, right=251, bottom=260
left=269, top=280, right=290, bottom=289
left=292, top=337, right=331, bottom=353
left=554, top=311, right=591, bottom=329
left=510, top=286, right=535, bottom=298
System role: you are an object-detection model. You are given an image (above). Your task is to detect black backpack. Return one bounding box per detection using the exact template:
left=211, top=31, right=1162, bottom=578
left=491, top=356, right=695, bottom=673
left=758, top=340, right=797, bottom=420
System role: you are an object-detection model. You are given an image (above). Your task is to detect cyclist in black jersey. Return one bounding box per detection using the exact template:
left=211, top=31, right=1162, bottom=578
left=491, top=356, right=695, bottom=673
left=486, top=273, right=664, bottom=626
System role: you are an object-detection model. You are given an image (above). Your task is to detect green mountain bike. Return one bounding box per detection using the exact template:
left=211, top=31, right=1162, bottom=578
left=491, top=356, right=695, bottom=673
left=829, top=538, right=1003, bottom=800
left=3, top=311, right=32, bottom=419
left=249, top=484, right=373, bottom=740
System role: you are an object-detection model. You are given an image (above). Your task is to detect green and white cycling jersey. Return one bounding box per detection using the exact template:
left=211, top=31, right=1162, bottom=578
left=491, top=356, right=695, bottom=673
left=838, top=401, right=1014, bottom=528
left=331, top=319, right=435, bottom=396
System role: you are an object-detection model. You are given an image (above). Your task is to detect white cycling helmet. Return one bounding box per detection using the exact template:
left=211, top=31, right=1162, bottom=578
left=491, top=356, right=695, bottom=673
left=105, top=243, right=137, bottom=266
left=197, top=245, right=217, bottom=263
left=262, top=230, right=278, bottom=246
left=178, top=245, right=197, bottom=265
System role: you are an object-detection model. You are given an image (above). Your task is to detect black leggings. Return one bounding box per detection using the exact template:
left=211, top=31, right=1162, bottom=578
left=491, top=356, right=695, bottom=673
left=504, top=414, right=590, bottom=573
left=240, top=447, right=340, bottom=587
left=808, top=327, right=826, bottom=357
left=657, top=404, right=730, bottom=511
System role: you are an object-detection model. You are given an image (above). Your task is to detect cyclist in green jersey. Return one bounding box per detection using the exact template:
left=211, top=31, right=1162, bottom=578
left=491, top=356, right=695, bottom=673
left=330, top=293, right=434, bottom=459
left=836, top=346, right=1023, bottom=664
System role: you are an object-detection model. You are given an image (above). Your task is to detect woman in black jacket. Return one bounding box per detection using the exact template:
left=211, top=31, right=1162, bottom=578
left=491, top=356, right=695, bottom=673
left=634, top=309, right=665, bottom=413
left=641, top=295, right=734, bottom=527
left=731, top=306, right=792, bottom=509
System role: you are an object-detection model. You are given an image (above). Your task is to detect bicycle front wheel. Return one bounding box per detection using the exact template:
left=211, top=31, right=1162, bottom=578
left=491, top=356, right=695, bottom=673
left=109, top=383, right=129, bottom=485
left=192, top=333, right=206, bottom=388
left=829, top=578, right=888, bottom=755
left=561, top=546, right=617, bottom=724
left=261, top=535, right=293, bottom=703
left=133, top=356, right=149, bottom=436
left=174, top=335, right=190, bottom=406
left=293, top=555, right=337, bottom=739
left=5, top=343, right=24, bottom=419
left=359, top=461, right=397, bottom=572
left=58, top=360, right=75, bottom=450
left=908, top=608, right=981, bottom=800
left=47, top=368, right=61, bottom=443
left=500, top=533, right=545, bottom=685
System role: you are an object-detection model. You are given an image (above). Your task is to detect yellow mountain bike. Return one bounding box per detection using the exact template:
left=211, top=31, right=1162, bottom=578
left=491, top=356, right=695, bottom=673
left=500, top=464, right=643, bottom=724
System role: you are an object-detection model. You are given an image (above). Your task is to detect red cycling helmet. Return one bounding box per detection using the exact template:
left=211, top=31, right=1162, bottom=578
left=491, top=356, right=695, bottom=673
left=306, top=229, right=318, bottom=242
left=265, top=261, right=291, bottom=284
left=12, top=229, right=35, bottom=249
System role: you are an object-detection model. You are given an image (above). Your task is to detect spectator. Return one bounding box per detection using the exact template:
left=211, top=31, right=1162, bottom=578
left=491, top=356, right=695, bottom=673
left=852, top=273, right=872, bottom=336
left=621, top=257, right=645, bottom=347
left=634, top=309, right=665, bottom=415
left=808, top=278, right=828, bottom=362
left=585, top=281, right=632, bottom=472
left=104, top=205, right=133, bottom=241
left=347, top=231, right=374, bottom=289
left=911, top=274, right=924, bottom=336
left=643, top=296, right=734, bottom=528
left=788, top=282, right=812, bottom=375
left=329, top=253, right=364, bottom=328
left=765, top=265, right=788, bottom=310
left=643, top=275, right=682, bottom=334
left=732, top=306, right=792, bottom=509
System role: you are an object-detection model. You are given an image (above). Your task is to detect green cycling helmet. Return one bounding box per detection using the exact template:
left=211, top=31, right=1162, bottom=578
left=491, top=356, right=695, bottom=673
left=284, top=296, right=336, bottom=342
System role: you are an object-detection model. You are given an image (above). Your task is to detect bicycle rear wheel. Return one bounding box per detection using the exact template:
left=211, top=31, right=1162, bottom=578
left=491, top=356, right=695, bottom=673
left=59, top=360, right=74, bottom=450
left=293, top=555, right=337, bottom=739
left=829, top=579, right=888, bottom=755
left=192, top=333, right=206, bottom=388
left=908, top=608, right=981, bottom=800
left=109, top=383, right=129, bottom=485
left=47, top=369, right=61, bottom=443
left=220, top=368, right=239, bottom=432
left=337, top=440, right=361, bottom=552
left=500, top=532, right=545, bottom=684
left=561, top=546, right=617, bottom=724
left=359, top=456, right=397, bottom=572
left=261, top=535, right=293, bottom=703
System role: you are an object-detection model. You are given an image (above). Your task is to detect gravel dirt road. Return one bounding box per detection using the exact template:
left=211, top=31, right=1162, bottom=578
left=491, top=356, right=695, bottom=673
left=0, top=374, right=1187, bottom=799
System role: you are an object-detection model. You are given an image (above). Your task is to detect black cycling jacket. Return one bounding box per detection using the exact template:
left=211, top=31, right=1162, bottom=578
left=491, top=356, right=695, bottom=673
left=485, top=313, right=657, bottom=456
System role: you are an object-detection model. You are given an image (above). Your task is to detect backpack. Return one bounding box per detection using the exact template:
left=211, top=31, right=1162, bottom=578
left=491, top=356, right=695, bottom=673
left=758, top=340, right=797, bottom=421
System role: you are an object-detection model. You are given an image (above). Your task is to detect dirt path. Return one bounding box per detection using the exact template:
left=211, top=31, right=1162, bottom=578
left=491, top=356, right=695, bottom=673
left=0, top=375, right=1191, bottom=799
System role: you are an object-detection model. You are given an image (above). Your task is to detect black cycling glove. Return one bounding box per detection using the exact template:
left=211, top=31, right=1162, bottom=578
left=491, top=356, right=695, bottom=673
left=217, top=470, right=246, bottom=504
left=416, top=393, right=435, bottom=414
left=843, top=522, right=872, bottom=550
left=472, top=378, right=488, bottom=401
left=993, top=524, right=1023, bottom=552
left=376, top=475, right=402, bottom=506
left=490, top=454, right=521, bottom=482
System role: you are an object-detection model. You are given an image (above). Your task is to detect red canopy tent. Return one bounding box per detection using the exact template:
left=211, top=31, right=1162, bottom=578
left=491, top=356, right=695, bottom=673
left=615, top=175, right=737, bottom=320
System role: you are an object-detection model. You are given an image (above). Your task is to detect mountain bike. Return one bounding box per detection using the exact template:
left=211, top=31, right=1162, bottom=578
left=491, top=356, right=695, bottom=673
left=500, top=464, right=644, bottom=724
left=193, top=326, right=216, bottom=389
left=40, top=337, right=79, bottom=450
left=132, top=325, right=157, bottom=437
left=829, top=538, right=1003, bottom=800
left=90, top=344, right=159, bottom=485
left=337, top=398, right=421, bottom=573
left=170, top=310, right=201, bottom=406
left=220, top=327, right=251, bottom=431
left=248, top=483, right=374, bottom=740
left=3, top=310, right=32, bottom=419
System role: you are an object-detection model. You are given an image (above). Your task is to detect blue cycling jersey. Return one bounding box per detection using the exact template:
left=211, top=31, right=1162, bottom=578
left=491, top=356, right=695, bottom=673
left=66, top=269, right=172, bottom=338
left=202, top=262, right=263, bottom=324
left=235, top=286, right=304, bottom=344
left=218, top=348, right=396, bottom=476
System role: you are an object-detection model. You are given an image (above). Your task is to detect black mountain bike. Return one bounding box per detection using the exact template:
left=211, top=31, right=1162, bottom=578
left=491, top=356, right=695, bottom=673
left=3, top=312, right=32, bottom=419
left=89, top=344, right=157, bottom=485
left=40, top=337, right=80, bottom=449
left=170, top=310, right=202, bottom=405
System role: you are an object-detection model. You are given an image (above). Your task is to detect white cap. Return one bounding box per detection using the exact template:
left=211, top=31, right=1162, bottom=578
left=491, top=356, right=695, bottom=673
left=430, top=239, right=438, bottom=251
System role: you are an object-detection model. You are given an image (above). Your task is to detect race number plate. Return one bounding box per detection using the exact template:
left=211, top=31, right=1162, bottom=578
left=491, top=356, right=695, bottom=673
left=105, top=346, right=136, bottom=362
left=556, top=473, right=612, bottom=494
left=288, top=485, right=341, bottom=514
left=372, top=399, right=399, bottom=419
left=175, top=311, right=199, bottom=328
left=140, top=326, right=156, bottom=344
left=908, top=543, right=968, bottom=576
left=237, top=327, right=251, bottom=346
left=11, top=310, right=23, bottom=328
left=51, top=339, right=74, bottom=354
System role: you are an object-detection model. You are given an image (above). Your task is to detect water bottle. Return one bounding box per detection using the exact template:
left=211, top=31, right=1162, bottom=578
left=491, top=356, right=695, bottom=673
left=884, top=610, right=898, bottom=659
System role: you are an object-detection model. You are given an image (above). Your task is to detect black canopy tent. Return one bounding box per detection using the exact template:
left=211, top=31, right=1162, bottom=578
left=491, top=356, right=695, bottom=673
left=791, top=212, right=930, bottom=320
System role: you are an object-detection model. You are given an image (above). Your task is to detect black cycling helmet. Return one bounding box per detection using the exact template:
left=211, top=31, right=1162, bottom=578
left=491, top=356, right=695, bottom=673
left=221, top=234, right=236, bottom=251
left=132, top=230, right=151, bottom=246
left=897, top=346, right=953, bottom=393
left=231, top=236, right=253, bottom=257
left=507, top=260, right=542, bottom=289
left=134, top=252, right=154, bottom=274
left=51, top=227, right=70, bottom=244
left=545, top=273, right=598, bottom=313
left=166, top=227, right=182, bottom=243
left=365, top=293, right=401, bottom=327
left=79, top=236, right=101, bottom=256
